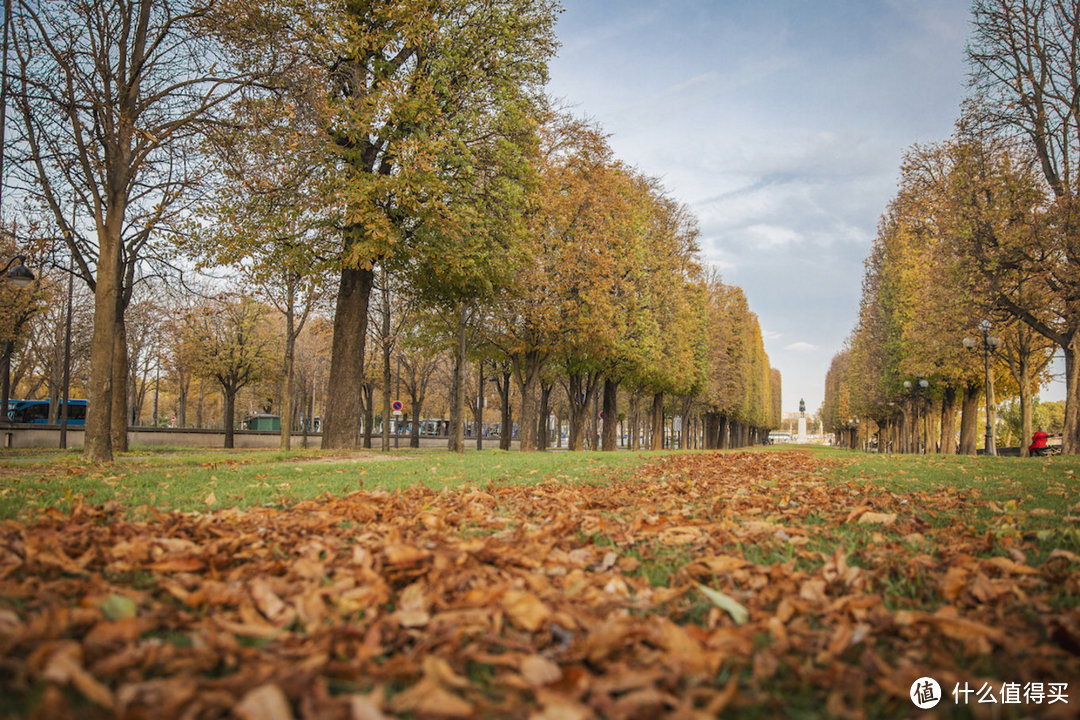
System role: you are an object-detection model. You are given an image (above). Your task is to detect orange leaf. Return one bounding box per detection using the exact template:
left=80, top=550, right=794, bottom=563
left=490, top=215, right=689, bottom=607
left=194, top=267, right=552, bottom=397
left=502, top=589, right=550, bottom=632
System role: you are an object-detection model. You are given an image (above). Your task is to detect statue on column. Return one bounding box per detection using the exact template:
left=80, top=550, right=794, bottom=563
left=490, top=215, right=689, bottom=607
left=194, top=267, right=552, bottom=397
left=797, top=398, right=808, bottom=443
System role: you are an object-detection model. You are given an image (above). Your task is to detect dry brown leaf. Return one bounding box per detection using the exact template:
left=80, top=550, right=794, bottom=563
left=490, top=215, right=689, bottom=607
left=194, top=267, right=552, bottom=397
left=422, top=655, right=470, bottom=689
left=856, top=511, right=896, bottom=525
left=502, top=589, right=550, bottom=632
left=386, top=677, right=473, bottom=717
left=986, top=556, right=1039, bottom=575
left=349, top=694, right=388, bottom=720
left=234, top=683, right=294, bottom=720
left=250, top=579, right=293, bottom=626
left=520, top=655, right=562, bottom=687
left=941, top=566, right=968, bottom=603
left=41, top=641, right=115, bottom=710
left=1047, top=548, right=1080, bottom=563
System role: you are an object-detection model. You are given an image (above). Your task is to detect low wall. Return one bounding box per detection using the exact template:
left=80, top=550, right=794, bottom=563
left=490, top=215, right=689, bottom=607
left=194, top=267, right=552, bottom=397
left=0, top=424, right=509, bottom=451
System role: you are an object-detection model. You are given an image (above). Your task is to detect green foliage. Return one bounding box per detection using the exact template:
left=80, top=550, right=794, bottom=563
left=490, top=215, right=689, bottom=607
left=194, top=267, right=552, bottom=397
left=181, top=295, right=280, bottom=396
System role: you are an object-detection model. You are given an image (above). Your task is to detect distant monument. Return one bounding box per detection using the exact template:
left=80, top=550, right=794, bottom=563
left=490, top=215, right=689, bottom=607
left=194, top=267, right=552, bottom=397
left=797, top=398, right=808, bottom=443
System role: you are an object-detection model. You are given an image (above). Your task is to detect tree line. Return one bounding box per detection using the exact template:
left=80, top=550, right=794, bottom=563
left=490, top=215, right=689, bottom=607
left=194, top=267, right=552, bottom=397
left=823, top=0, right=1080, bottom=455
left=1, top=0, right=780, bottom=459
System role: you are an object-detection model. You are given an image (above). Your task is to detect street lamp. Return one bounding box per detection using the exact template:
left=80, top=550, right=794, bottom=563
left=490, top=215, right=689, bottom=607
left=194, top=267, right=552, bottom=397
left=963, top=320, right=1002, bottom=456
left=2, top=255, right=33, bottom=288
left=1, top=255, right=34, bottom=426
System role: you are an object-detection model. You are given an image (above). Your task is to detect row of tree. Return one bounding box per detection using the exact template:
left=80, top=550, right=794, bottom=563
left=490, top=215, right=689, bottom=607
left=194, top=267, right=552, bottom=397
left=3, top=0, right=780, bottom=458
left=823, top=0, right=1080, bottom=455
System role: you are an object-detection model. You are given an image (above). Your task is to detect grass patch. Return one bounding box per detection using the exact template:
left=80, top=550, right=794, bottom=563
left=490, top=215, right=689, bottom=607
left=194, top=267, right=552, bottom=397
left=0, top=447, right=669, bottom=520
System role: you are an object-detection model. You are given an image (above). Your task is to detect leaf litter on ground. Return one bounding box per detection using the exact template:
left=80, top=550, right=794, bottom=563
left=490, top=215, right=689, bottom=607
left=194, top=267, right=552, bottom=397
left=0, top=450, right=1078, bottom=718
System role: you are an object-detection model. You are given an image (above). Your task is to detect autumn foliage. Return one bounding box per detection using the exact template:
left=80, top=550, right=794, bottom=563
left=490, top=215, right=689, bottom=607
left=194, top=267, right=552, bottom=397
left=2, top=451, right=1077, bottom=718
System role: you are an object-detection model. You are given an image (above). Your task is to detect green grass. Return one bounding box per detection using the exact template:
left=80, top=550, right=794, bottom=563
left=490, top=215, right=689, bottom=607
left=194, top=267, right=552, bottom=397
left=0, top=446, right=670, bottom=520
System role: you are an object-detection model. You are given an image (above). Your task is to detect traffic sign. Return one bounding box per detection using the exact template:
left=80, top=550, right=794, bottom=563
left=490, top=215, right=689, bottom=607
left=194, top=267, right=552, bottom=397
left=392, top=400, right=403, bottom=416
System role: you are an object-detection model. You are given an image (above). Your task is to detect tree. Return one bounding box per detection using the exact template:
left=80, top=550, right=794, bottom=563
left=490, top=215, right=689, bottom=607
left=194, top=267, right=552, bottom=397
left=182, top=295, right=278, bottom=448
left=968, top=0, right=1080, bottom=452
left=281, top=0, right=559, bottom=450
left=8, top=0, right=258, bottom=461
left=195, top=91, right=333, bottom=450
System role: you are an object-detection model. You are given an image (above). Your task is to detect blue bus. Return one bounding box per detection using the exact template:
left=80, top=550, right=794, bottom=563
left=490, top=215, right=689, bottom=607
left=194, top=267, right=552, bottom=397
left=7, top=399, right=87, bottom=425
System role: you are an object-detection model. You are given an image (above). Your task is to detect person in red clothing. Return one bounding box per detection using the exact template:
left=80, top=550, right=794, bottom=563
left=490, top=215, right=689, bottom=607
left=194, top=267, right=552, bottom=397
left=1029, top=427, right=1060, bottom=456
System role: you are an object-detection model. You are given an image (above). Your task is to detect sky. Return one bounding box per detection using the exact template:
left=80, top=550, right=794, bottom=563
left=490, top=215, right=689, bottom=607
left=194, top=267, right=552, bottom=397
left=544, top=0, right=982, bottom=414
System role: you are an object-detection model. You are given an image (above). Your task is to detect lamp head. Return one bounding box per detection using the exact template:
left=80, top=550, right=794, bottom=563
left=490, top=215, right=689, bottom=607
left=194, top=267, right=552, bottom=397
left=5, top=257, right=34, bottom=289
left=987, top=336, right=1002, bottom=350
left=962, top=336, right=976, bottom=350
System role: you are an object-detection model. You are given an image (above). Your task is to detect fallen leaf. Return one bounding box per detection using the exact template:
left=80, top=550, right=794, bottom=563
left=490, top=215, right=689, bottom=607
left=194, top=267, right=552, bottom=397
left=856, top=511, right=896, bottom=525
left=100, top=593, right=137, bottom=621
left=234, top=684, right=294, bottom=720
left=502, top=590, right=550, bottom=632
left=386, top=678, right=473, bottom=717
left=520, top=655, right=562, bottom=687
left=696, top=583, right=749, bottom=625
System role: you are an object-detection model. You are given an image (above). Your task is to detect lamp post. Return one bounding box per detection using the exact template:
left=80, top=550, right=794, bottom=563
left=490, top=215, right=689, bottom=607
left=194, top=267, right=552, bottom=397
left=59, top=257, right=74, bottom=449
left=963, top=320, right=1001, bottom=456
left=1, top=255, right=34, bottom=424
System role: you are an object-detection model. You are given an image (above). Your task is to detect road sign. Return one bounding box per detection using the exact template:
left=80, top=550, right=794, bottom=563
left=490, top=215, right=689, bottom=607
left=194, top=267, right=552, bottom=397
left=392, top=400, right=403, bottom=416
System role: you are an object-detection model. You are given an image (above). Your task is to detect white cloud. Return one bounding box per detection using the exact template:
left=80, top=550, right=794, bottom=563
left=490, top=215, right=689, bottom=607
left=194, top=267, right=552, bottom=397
left=784, top=341, right=817, bottom=351
left=744, top=224, right=801, bottom=249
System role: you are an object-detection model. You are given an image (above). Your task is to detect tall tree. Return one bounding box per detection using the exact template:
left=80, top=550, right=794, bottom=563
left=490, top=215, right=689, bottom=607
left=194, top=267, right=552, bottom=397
left=8, top=0, right=256, bottom=461
left=968, top=0, right=1080, bottom=452
left=296, top=0, right=558, bottom=450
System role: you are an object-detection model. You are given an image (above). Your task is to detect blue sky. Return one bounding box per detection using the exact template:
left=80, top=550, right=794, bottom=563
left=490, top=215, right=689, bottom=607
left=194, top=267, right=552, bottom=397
left=545, top=0, right=977, bottom=413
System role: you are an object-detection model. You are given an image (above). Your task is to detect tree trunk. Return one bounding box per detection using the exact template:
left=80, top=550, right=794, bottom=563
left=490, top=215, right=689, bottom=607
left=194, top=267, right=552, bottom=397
left=499, top=371, right=512, bottom=451
left=601, top=379, right=618, bottom=451
left=1064, top=335, right=1080, bottom=454
left=566, top=372, right=597, bottom=451
left=223, top=387, right=236, bottom=449
left=537, top=380, right=552, bottom=451
left=449, top=305, right=468, bottom=453
left=176, top=371, right=188, bottom=427
left=650, top=392, right=664, bottom=450
left=410, top=402, right=423, bottom=448
left=475, top=360, right=485, bottom=451
left=959, top=380, right=980, bottom=455
left=1019, top=355, right=1032, bottom=457
left=513, top=351, right=542, bottom=452
left=362, top=382, right=374, bottom=449
left=322, top=266, right=374, bottom=449
left=380, top=273, right=392, bottom=453
left=111, top=305, right=129, bottom=451
left=939, top=385, right=958, bottom=455
left=0, top=342, right=11, bottom=422
left=629, top=394, right=640, bottom=451
left=85, top=223, right=122, bottom=462
left=281, top=307, right=295, bottom=451
left=586, top=388, right=597, bottom=450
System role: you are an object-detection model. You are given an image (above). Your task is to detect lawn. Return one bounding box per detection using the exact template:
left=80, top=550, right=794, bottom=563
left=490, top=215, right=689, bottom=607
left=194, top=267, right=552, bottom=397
left=0, top=446, right=1077, bottom=718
